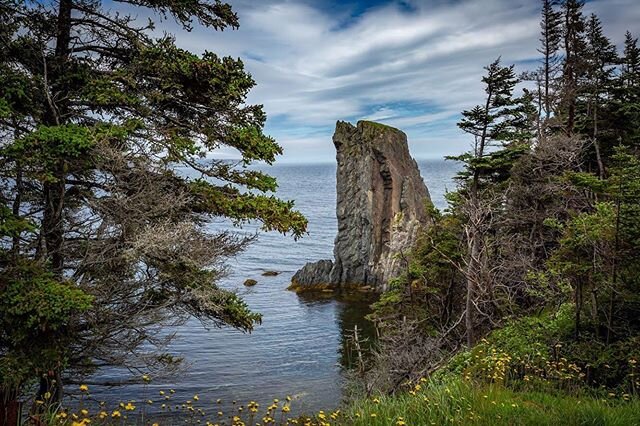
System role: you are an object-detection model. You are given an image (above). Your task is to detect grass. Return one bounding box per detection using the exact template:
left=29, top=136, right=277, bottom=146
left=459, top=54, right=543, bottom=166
left=34, top=375, right=640, bottom=425
left=339, top=377, right=640, bottom=426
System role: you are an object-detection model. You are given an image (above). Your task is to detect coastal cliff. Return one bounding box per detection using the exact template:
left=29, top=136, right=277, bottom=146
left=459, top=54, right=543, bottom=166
left=291, top=120, right=431, bottom=292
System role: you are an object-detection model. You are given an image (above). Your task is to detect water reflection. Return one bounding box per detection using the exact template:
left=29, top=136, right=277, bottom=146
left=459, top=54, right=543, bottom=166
left=296, top=292, right=378, bottom=372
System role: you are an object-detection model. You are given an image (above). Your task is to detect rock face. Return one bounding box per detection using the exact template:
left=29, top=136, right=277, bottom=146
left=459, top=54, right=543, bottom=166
left=291, top=120, right=431, bottom=292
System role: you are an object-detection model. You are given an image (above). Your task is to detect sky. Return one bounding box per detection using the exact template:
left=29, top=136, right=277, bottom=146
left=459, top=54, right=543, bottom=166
left=133, top=0, right=640, bottom=162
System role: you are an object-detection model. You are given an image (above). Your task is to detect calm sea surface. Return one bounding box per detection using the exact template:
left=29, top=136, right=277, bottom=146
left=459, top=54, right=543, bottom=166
left=89, top=159, right=460, bottom=416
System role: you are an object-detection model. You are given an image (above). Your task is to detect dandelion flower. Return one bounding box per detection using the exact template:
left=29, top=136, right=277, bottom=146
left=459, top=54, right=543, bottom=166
left=79, top=384, right=89, bottom=392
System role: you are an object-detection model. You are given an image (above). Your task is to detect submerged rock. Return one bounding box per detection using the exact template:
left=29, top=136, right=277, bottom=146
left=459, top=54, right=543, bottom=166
left=293, top=120, right=431, bottom=292
left=243, top=279, right=258, bottom=287
left=262, top=270, right=280, bottom=276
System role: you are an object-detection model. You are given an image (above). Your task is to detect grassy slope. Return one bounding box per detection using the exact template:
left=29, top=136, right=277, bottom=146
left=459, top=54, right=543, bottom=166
left=340, top=378, right=640, bottom=426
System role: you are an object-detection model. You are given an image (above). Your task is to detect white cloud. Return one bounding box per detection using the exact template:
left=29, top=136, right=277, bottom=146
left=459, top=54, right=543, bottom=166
left=123, top=0, right=640, bottom=161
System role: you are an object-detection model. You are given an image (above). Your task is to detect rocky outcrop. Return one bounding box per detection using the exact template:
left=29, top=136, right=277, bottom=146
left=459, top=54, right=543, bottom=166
left=291, top=259, right=333, bottom=289
left=292, top=120, right=431, bottom=292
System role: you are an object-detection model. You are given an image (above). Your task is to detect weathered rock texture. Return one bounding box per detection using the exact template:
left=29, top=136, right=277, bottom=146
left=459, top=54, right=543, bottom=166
left=291, top=120, right=431, bottom=292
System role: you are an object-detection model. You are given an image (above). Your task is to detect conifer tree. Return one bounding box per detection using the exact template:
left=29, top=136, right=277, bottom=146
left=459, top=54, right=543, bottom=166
left=614, top=32, right=640, bottom=149
left=581, top=14, right=618, bottom=177
left=538, top=0, right=564, bottom=121
left=0, top=0, right=307, bottom=416
left=451, top=58, right=535, bottom=346
left=559, top=0, right=587, bottom=134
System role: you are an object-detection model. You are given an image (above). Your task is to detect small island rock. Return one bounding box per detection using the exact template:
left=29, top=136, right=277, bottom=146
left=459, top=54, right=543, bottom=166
left=292, top=120, right=432, bottom=292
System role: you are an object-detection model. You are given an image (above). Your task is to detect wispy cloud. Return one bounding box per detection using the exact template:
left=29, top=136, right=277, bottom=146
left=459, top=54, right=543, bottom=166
left=124, top=0, right=640, bottom=161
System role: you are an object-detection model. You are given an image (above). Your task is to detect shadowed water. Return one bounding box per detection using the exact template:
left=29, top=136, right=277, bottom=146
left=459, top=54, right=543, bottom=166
left=88, top=159, right=460, bottom=416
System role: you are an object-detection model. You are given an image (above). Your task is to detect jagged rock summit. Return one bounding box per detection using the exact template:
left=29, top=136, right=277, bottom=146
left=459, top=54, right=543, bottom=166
left=291, top=120, right=432, bottom=292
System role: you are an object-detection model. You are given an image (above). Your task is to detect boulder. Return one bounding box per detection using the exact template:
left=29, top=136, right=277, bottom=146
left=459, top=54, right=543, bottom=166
left=290, top=259, right=334, bottom=290
left=243, top=279, right=258, bottom=287
left=293, top=120, right=431, bottom=292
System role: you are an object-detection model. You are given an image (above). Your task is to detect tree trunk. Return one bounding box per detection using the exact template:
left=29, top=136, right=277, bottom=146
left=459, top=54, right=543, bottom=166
left=41, top=0, right=73, bottom=275
left=0, top=390, right=20, bottom=426
left=575, top=280, right=582, bottom=340
left=42, top=170, right=66, bottom=274
left=464, top=87, right=492, bottom=348
left=607, top=179, right=623, bottom=345
left=466, top=231, right=481, bottom=347
left=593, top=104, right=605, bottom=179
left=29, top=1, right=73, bottom=417
left=10, top=162, right=22, bottom=255
left=30, top=370, right=63, bottom=420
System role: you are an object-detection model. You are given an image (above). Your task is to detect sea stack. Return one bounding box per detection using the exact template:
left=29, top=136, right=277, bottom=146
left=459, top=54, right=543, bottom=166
left=291, top=120, right=431, bottom=292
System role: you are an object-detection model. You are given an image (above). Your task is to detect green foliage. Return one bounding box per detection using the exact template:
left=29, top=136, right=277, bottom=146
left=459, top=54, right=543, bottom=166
left=2, top=125, right=94, bottom=180
left=189, top=179, right=307, bottom=237
left=442, top=306, right=640, bottom=395
left=0, top=260, right=93, bottom=389
left=368, top=207, right=464, bottom=331
left=0, top=205, right=35, bottom=238
left=0, top=0, right=307, bottom=402
left=0, top=261, right=93, bottom=342
left=342, top=375, right=640, bottom=426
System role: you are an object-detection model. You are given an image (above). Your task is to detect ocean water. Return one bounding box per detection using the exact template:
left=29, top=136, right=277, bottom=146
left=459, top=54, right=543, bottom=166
left=89, top=159, right=460, bottom=416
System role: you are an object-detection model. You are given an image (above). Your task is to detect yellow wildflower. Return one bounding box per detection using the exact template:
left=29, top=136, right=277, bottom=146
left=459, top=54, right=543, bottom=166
left=79, top=384, right=89, bottom=392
